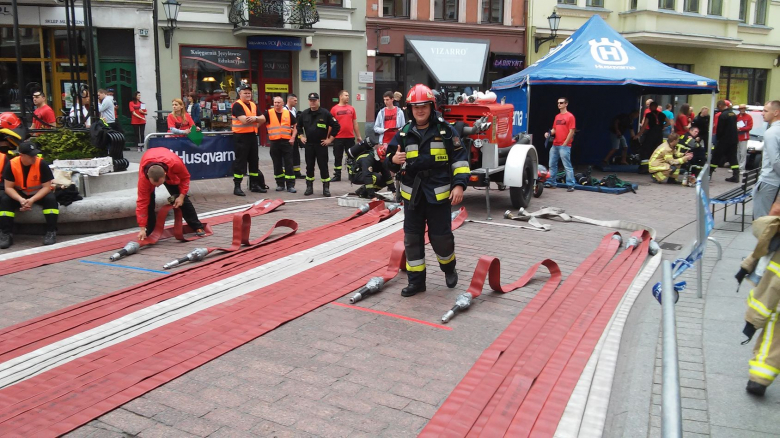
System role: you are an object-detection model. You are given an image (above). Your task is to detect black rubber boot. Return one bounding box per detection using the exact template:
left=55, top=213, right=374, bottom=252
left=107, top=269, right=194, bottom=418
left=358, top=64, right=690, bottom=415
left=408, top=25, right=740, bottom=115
left=401, top=283, right=426, bottom=297
left=725, top=168, right=740, bottom=183
left=323, top=181, right=331, bottom=197
left=43, top=231, right=56, bottom=246
left=304, top=180, right=314, bottom=196
left=331, top=170, right=341, bottom=182
left=445, top=270, right=458, bottom=288
left=0, top=231, right=12, bottom=249
left=746, top=380, right=767, bottom=396
left=233, top=179, right=246, bottom=197
left=709, top=166, right=716, bottom=177
left=286, top=179, right=297, bottom=194
left=249, top=176, right=267, bottom=193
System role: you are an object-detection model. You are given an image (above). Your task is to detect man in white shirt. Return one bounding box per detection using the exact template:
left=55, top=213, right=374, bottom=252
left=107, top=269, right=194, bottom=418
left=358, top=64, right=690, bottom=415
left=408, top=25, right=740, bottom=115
left=757, top=101, right=780, bottom=218
left=69, top=89, right=91, bottom=128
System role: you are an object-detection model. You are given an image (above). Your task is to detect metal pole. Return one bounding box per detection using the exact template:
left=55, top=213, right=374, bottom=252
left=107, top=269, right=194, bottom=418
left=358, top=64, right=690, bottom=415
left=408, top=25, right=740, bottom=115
left=153, top=0, right=164, bottom=129
left=11, top=0, right=27, bottom=124
left=661, top=260, right=683, bottom=438
left=82, top=0, right=99, bottom=122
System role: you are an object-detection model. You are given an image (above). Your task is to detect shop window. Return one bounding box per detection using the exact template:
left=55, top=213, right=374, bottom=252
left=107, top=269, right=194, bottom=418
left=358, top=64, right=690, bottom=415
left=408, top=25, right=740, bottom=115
left=52, top=29, right=87, bottom=59
left=587, top=0, right=604, bottom=7
left=558, top=0, right=576, bottom=5
left=719, top=67, right=768, bottom=106
left=755, top=0, right=768, bottom=25
left=708, top=0, right=722, bottom=15
left=659, top=0, right=675, bottom=10
left=316, top=0, right=343, bottom=6
left=319, top=52, right=343, bottom=80
left=383, top=0, right=410, bottom=17
left=434, top=0, right=458, bottom=21
left=1, top=27, right=41, bottom=58
left=630, top=0, right=638, bottom=10
left=684, top=0, right=698, bottom=13
left=262, top=52, right=292, bottom=80
left=180, top=45, right=250, bottom=106
left=481, top=0, right=503, bottom=23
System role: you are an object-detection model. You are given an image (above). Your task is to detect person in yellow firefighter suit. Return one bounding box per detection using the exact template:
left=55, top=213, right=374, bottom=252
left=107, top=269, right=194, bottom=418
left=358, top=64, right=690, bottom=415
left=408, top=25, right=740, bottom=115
left=735, top=215, right=780, bottom=396
left=648, top=132, right=693, bottom=184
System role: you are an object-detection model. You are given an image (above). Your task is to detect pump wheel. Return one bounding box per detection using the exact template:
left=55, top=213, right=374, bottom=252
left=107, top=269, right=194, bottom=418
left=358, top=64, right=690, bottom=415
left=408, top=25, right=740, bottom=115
left=509, top=158, right=534, bottom=209
left=533, top=181, right=543, bottom=198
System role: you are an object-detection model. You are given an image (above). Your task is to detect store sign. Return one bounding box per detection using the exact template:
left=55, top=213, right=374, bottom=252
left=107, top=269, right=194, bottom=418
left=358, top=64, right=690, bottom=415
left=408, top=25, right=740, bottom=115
left=491, top=54, right=525, bottom=70
left=407, top=37, right=490, bottom=85
left=148, top=135, right=235, bottom=180
left=181, top=47, right=249, bottom=72
left=247, top=36, right=302, bottom=52
left=0, top=6, right=82, bottom=26
left=265, top=84, right=289, bottom=93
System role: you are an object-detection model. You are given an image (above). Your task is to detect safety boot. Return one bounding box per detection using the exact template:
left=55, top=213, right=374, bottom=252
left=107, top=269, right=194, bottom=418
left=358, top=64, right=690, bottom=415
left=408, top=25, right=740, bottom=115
left=401, top=283, right=426, bottom=297
left=286, top=179, right=297, bottom=194
left=354, top=186, right=367, bottom=198
left=233, top=179, right=246, bottom=197
left=746, top=380, right=767, bottom=396
left=725, top=168, right=740, bottom=183
left=0, top=231, right=12, bottom=249
left=304, top=180, right=314, bottom=196
left=323, top=181, right=331, bottom=197
left=43, top=231, right=56, bottom=246
left=250, top=177, right=267, bottom=193
left=445, top=270, right=458, bottom=288
left=275, top=179, right=286, bottom=192
left=331, top=170, right=341, bottom=182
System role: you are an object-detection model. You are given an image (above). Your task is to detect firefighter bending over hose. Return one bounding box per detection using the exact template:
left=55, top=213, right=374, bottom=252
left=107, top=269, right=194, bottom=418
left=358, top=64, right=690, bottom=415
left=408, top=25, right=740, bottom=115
left=347, top=139, right=394, bottom=199
left=735, top=216, right=780, bottom=396
left=648, top=132, right=693, bottom=184
left=385, top=84, right=470, bottom=297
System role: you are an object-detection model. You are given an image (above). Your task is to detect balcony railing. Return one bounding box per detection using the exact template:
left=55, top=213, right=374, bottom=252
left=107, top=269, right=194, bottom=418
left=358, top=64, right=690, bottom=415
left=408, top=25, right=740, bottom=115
left=229, top=0, right=319, bottom=29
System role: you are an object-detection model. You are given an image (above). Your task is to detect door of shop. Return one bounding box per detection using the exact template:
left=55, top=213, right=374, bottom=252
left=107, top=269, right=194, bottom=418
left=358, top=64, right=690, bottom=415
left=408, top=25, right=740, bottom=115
left=100, top=62, right=137, bottom=144
left=319, top=52, right=344, bottom=109
left=256, top=51, right=293, bottom=145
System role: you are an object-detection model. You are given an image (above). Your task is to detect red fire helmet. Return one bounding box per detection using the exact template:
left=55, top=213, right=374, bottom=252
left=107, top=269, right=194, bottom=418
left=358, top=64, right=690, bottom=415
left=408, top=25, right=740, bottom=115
left=0, top=112, right=22, bottom=130
left=406, top=84, right=435, bottom=106
left=376, top=143, right=387, bottom=161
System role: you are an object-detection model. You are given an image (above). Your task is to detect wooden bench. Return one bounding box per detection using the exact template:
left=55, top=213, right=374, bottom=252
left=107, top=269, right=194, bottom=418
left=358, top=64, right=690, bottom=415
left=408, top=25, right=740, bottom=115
left=710, top=168, right=760, bottom=232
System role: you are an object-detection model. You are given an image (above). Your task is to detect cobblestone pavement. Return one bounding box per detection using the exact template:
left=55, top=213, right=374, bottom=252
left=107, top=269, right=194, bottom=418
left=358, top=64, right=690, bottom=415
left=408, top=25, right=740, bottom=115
left=0, top=152, right=752, bottom=437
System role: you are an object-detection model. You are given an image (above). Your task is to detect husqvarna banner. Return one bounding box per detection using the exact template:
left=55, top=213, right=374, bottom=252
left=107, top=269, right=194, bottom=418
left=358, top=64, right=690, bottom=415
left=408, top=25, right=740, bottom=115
left=148, top=134, right=235, bottom=180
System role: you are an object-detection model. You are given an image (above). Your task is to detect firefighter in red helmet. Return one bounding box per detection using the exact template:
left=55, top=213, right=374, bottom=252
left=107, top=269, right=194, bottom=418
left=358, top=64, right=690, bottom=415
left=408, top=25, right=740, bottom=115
left=385, top=84, right=470, bottom=297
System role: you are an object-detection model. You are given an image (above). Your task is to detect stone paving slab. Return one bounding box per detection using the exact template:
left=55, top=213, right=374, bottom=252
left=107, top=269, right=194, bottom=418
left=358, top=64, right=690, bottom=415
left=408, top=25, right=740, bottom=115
left=0, top=156, right=748, bottom=437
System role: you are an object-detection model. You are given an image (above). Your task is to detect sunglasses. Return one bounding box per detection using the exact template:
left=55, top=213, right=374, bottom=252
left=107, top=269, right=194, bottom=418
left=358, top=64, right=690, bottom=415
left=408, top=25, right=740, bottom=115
left=557, top=101, right=566, bottom=104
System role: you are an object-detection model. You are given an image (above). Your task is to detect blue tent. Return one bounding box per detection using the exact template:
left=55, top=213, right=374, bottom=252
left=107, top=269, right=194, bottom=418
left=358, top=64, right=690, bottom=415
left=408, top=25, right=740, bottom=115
left=493, top=15, right=717, bottom=164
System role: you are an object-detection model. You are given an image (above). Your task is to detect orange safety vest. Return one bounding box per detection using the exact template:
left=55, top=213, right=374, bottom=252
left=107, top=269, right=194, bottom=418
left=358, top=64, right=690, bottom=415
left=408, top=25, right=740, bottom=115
left=10, top=156, right=43, bottom=196
left=267, top=109, right=293, bottom=140
left=231, top=100, right=258, bottom=134
left=0, top=153, right=7, bottom=175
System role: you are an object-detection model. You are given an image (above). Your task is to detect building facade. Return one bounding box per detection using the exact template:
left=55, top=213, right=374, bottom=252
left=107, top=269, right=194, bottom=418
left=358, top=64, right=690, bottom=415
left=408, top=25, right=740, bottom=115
left=365, top=0, right=527, bottom=121
left=0, top=2, right=156, bottom=141
left=528, top=0, right=780, bottom=111
left=157, top=0, right=368, bottom=139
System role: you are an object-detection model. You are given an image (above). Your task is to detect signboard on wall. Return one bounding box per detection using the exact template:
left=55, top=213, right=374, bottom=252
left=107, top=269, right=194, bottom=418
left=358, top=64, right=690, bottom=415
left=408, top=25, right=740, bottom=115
left=358, top=71, right=374, bottom=83
left=181, top=47, right=249, bottom=71
left=265, top=84, right=289, bottom=93
left=301, top=70, right=317, bottom=82
left=247, top=36, right=302, bottom=51
left=491, top=53, right=525, bottom=71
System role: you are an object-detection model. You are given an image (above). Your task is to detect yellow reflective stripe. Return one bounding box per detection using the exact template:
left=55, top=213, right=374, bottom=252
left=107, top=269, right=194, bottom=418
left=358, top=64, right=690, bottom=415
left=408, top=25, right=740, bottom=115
left=400, top=183, right=413, bottom=200
left=407, top=150, right=419, bottom=159
left=453, top=167, right=470, bottom=175
left=436, top=252, right=455, bottom=264
left=406, top=259, right=426, bottom=272
left=274, top=173, right=285, bottom=178
left=430, top=148, right=447, bottom=156
left=767, top=261, right=780, bottom=277
left=451, top=161, right=469, bottom=170
left=434, top=184, right=450, bottom=201
left=759, top=313, right=777, bottom=363
left=0, top=211, right=15, bottom=217
left=750, top=360, right=780, bottom=378
left=748, top=289, right=772, bottom=318
left=233, top=174, right=244, bottom=179
left=42, top=209, right=59, bottom=214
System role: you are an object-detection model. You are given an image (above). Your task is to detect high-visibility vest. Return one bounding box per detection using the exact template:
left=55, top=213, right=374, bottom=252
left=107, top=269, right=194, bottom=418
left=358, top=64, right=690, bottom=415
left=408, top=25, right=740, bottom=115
left=231, top=100, right=258, bottom=134
left=267, top=109, right=293, bottom=140
left=382, top=107, right=397, bottom=144
left=10, top=156, right=43, bottom=196
left=0, top=153, right=7, bottom=175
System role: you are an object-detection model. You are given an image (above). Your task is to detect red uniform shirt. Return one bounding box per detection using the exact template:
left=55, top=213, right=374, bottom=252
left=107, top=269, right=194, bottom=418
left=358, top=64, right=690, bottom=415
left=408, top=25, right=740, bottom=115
left=552, top=112, right=576, bottom=146
left=167, top=112, right=196, bottom=137
left=32, top=105, right=56, bottom=129
left=136, top=148, right=191, bottom=228
left=130, top=101, right=146, bottom=125
left=737, top=112, right=753, bottom=142
left=331, top=104, right=357, bottom=139
left=674, top=114, right=690, bottom=135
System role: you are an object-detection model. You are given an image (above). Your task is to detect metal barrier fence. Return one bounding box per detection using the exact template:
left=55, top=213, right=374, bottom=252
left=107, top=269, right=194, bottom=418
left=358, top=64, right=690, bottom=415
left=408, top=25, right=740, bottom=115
left=661, top=260, right=683, bottom=438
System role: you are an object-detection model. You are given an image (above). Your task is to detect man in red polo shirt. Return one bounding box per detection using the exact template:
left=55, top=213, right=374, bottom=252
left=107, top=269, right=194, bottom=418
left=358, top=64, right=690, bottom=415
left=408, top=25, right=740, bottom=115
left=330, top=90, right=362, bottom=181
left=544, top=97, right=576, bottom=192
left=31, top=91, right=55, bottom=132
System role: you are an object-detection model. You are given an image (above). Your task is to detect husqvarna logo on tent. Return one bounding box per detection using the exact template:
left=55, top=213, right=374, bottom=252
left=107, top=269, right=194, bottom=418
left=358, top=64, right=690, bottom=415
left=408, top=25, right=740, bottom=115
left=589, top=38, right=635, bottom=69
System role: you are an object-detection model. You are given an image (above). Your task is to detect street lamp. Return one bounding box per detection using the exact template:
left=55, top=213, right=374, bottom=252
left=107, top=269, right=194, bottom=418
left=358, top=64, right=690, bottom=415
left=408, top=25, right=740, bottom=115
left=534, top=11, right=561, bottom=53
left=162, top=0, right=181, bottom=49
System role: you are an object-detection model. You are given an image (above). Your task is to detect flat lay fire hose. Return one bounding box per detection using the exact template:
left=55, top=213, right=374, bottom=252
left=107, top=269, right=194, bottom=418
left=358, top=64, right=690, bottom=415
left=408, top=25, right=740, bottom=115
left=421, top=230, right=653, bottom=438
left=0, top=199, right=284, bottom=276
left=0, top=202, right=428, bottom=435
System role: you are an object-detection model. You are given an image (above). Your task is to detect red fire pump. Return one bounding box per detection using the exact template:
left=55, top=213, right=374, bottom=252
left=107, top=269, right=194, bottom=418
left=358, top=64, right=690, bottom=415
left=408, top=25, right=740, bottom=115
left=441, top=94, right=541, bottom=212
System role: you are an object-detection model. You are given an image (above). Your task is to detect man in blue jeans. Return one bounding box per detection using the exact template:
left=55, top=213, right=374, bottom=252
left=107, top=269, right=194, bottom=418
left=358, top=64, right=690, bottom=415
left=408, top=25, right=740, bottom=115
left=545, top=97, right=576, bottom=192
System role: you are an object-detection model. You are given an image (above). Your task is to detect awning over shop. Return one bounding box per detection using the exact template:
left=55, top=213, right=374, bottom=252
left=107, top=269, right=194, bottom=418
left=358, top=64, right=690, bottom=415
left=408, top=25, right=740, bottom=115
left=406, top=36, right=490, bottom=85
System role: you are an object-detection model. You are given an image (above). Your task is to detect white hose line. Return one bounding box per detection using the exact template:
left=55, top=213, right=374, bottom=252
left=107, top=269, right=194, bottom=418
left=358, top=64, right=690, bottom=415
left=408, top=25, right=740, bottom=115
left=554, top=250, right=662, bottom=437
left=0, top=213, right=404, bottom=388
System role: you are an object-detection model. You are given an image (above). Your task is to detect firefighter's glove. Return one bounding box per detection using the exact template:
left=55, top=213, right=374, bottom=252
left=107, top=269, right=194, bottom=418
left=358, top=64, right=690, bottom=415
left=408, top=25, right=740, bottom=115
left=742, top=322, right=758, bottom=345
left=735, top=268, right=749, bottom=291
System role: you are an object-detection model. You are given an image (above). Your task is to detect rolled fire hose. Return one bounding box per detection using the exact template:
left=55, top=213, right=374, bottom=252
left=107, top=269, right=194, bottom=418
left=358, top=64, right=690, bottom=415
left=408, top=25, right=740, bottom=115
left=501, top=206, right=657, bottom=239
